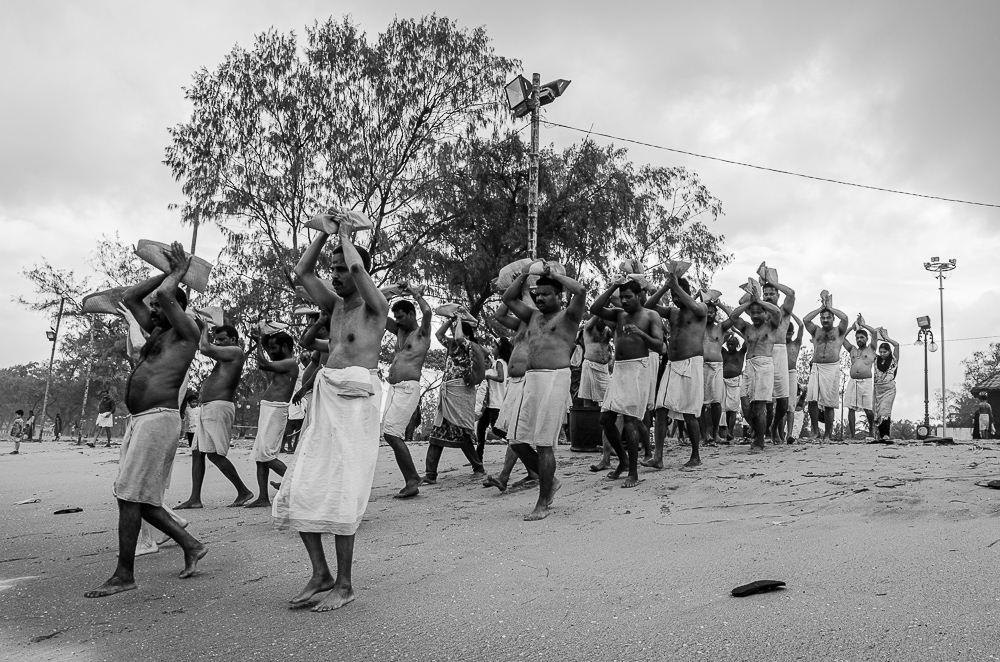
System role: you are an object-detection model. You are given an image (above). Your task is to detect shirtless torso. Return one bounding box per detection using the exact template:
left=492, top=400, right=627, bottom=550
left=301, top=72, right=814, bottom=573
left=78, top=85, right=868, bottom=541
left=583, top=321, right=613, bottom=364
left=258, top=339, right=299, bottom=403
left=646, top=275, right=707, bottom=362
left=386, top=294, right=432, bottom=384
left=200, top=328, right=245, bottom=405
left=722, top=343, right=747, bottom=379
left=803, top=307, right=850, bottom=364
left=728, top=300, right=782, bottom=359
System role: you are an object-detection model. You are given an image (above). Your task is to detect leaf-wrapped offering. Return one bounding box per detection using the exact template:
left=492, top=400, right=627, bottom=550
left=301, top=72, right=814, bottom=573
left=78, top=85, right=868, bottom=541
left=627, top=273, right=651, bottom=291
left=740, top=278, right=763, bottom=301
left=81, top=286, right=129, bottom=315
left=134, top=240, right=213, bottom=293
left=699, top=288, right=722, bottom=304
left=527, top=260, right=567, bottom=277
left=258, top=320, right=289, bottom=336
left=739, top=292, right=752, bottom=305
left=191, top=306, right=224, bottom=328
left=665, top=260, right=691, bottom=277
left=304, top=208, right=374, bottom=234
left=756, top=262, right=779, bottom=286
left=820, top=290, right=833, bottom=309
left=434, top=303, right=478, bottom=326
left=619, top=258, right=644, bottom=275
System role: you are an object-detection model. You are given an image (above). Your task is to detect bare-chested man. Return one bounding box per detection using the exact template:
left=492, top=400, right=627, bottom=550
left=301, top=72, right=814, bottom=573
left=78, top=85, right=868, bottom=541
left=276, top=218, right=389, bottom=612
left=578, top=316, right=613, bottom=407
left=761, top=278, right=795, bottom=443
left=646, top=274, right=706, bottom=468
left=700, top=299, right=732, bottom=445
left=85, top=242, right=206, bottom=598
left=802, top=302, right=850, bottom=441
left=176, top=323, right=254, bottom=509
left=502, top=262, right=586, bottom=519
left=245, top=331, right=298, bottom=509
left=783, top=314, right=805, bottom=442
left=721, top=332, right=747, bottom=442
left=727, top=294, right=782, bottom=451
left=382, top=288, right=432, bottom=498
left=843, top=315, right=878, bottom=439
left=590, top=279, right=663, bottom=486
left=483, top=301, right=540, bottom=492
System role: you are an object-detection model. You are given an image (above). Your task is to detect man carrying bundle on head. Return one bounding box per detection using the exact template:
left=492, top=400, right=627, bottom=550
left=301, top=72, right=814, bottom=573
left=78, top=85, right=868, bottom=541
left=502, top=260, right=586, bottom=519
left=802, top=293, right=849, bottom=442
left=590, top=276, right=663, bottom=484
left=699, top=291, right=732, bottom=446
left=721, top=331, right=747, bottom=442
left=758, top=265, right=796, bottom=443
left=782, top=314, right=805, bottom=442
left=646, top=271, right=707, bottom=468
left=843, top=315, right=878, bottom=440
left=276, top=212, right=389, bottom=612
left=726, top=281, right=783, bottom=452
left=382, top=285, right=432, bottom=498
left=578, top=315, right=613, bottom=407
left=423, top=307, right=487, bottom=483
left=244, top=330, right=298, bottom=509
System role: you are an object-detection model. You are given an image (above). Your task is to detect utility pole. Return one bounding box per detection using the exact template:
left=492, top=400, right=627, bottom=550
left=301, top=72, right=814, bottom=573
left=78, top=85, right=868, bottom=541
left=527, top=73, right=540, bottom=259
left=39, top=297, right=65, bottom=441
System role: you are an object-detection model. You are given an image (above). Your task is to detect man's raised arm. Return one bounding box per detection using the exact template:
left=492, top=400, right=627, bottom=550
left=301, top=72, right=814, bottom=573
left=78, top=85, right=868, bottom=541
left=802, top=306, right=823, bottom=335
left=339, top=221, right=388, bottom=317
left=590, top=282, right=623, bottom=322
left=300, top=313, right=330, bottom=353
left=718, top=302, right=735, bottom=331
left=155, top=241, right=199, bottom=343
left=757, top=299, right=782, bottom=328
left=769, top=279, right=796, bottom=315
left=124, top=271, right=168, bottom=334
left=549, top=271, right=586, bottom=323
left=436, top=317, right=455, bottom=345
left=256, top=342, right=296, bottom=374
left=494, top=303, right=521, bottom=332
left=727, top=302, right=751, bottom=334
left=792, top=313, right=804, bottom=343
left=644, top=281, right=673, bottom=317
left=293, top=233, right=339, bottom=313
left=501, top=268, right=535, bottom=323
left=413, top=290, right=432, bottom=337
left=199, top=324, right=244, bottom=362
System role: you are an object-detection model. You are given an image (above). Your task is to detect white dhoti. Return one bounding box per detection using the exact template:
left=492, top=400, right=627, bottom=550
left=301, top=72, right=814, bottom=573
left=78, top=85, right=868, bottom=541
left=511, top=368, right=572, bottom=448
left=273, top=367, right=382, bottom=536
left=723, top=376, right=742, bottom=413
left=647, top=352, right=660, bottom=411
left=495, top=375, right=525, bottom=440
left=703, top=361, right=724, bottom=404
left=114, top=408, right=181, bottom=507
left=381, top=380, right=420, bottom=439
left=807, top=362, right=841, bottom=409
left=252, top=400, right=289, bottom=463
left=601, top=357, right=649, bottom=420
left=195, top=400, right=235, bottom=456
left=578, top=359, right=611, bottom=403
left=656, top=356, right=704, bottom=416
left=845, top=377, right=873, bottom=411
left=772, top=343, right=789, bottom=399
left=97, top=412, right=114, bottom=428
left=741, top=356, right=774, bottom=403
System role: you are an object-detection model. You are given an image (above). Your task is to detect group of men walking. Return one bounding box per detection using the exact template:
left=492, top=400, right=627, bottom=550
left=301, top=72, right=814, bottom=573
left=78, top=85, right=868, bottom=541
left=83, top=221, right=901, bottom=614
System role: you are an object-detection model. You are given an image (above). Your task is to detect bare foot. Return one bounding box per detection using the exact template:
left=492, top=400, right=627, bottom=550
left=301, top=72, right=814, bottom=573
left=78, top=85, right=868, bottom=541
left=749, top=445, right=764, bottom=454
left=589, top=462, right=611, bottom=472
left=546, top=478, right=562, bottom=505
left=523, top=505, right=550, bottom=521
left=421, top=476, right=437, bottom=485
left=607, top=464, right=627, bottom=480
left=683, top=457, right=702, bottom=468
left=622, top=475, right=640, bottom=488
left=312, top=585, right=355, bottom=612
left=178, top=544, right=207, bottom=578
left=175, top=499, right=203, bottom=510
left=228, top=492, right=255, bottom=508
left=290, top=574, right=336, bottom=605
left=484, top=474, right=508, bottom=492
left=640, top=457, right=664, bottom=470
left=243, top=498, right=271, bottom=508
left=394, top=480, right=420, bottom=499
left=509, top=477, right=538, bottom=491
left=84, top=576, right=136, bottom=598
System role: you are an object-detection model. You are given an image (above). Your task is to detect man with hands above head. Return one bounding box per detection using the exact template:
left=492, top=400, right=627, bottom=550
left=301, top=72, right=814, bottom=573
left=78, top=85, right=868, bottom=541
left=802, top=298, right=850, bottom=442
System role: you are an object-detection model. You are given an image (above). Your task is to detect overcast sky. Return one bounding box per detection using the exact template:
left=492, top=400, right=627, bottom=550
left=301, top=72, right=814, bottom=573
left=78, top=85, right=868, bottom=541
left=3, top=0, right=998, bottom=422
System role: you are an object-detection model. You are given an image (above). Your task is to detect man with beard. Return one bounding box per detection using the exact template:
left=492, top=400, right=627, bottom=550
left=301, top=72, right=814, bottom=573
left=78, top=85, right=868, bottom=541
left=700, top=297, right=732, bottom=445
left=589, top=278, right=663, bottom=486
left=761, top=279, right=796, bottom=443
left=85, top=242, right=206, bottom=598
left=802, top=302, right=850, bottom=441
left=646, top=274, right=707, bottom=468
left=382, top=289, right=432, bottom=498
left=727, top=294, right=783, bottom=452
left=843, top=316, right=878, bottom=439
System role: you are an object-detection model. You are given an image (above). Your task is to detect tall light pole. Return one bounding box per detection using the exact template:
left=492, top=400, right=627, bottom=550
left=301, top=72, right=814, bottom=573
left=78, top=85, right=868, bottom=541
left=924, top=258, right=956, bottom=436
left=39, top=297, right=66, bottom=441
left=504, top=74, right=571, bottom=258
left=915, top=316, right=937, bottom=437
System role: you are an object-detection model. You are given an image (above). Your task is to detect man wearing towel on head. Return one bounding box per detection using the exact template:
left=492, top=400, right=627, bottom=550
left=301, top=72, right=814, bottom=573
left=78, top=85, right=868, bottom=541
left=590, top=278, right=663, bottom=486
left=760, top=272, right=796, bottom=443
left=176, top=323, right=255, bottom=509
left=843, top=315, right=878, bottom=440
left=727, top=290, right=783, bottom=452
left=578, top=316, right=613, bottom=407
left=85, top=242, right=207, bottom=599
left=382, top=287, right=432, bottom=498
left=244, top=331, right=299, bottom=509
left=276, top=217, right=389, bottom=612
left=802, top=300, right=850, bottom=441
left=502, top=261, right=586, bottom=520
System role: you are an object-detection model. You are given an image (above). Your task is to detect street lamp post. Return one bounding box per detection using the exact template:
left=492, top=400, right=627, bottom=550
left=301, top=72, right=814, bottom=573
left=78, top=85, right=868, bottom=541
left=504, top=74, right=571, bottom=258
left=915, top=316, right=937, bottom=437
left=39, top=297, right=66, bottom=441
left=924, top=258, right=956, bottom=436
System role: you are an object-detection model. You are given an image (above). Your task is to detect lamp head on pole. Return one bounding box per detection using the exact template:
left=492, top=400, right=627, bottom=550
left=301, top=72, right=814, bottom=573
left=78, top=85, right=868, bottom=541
left=916, top=315, right=931, bottom=330
left=537, top=79, right=571, bottom=106
left=45, top=328, right=56, bottom=342
left=504, top=75, right=533, bottom=119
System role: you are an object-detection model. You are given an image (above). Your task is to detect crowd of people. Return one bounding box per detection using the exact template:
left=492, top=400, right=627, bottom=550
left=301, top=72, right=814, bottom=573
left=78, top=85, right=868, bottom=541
left=63, top=213, right=905, bottom=612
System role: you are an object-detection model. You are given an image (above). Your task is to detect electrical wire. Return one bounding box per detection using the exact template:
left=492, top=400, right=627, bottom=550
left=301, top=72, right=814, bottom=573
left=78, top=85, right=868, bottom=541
left=543, top=120, right=1000, bottom=209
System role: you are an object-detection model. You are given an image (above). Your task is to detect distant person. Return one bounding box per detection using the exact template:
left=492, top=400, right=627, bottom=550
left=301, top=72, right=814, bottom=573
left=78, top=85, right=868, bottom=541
left=477, top=338, right=509, bottom=460
left=182, top=392, right=200, bottom=446
left=9, top=410, right=26, bottom=454
left=95, top=391, right=116, bottom=446
left=280, top=353, right=311, bottom=454
left=975, top=392, right=995, bottom=441
left=25, top=410, right=36, bottom=442
left=54, top=413, right=63, bottom=441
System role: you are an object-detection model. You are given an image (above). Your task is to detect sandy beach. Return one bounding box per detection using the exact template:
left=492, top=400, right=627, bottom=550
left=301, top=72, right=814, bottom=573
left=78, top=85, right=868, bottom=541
left=2, top=436, right=999, bottom=662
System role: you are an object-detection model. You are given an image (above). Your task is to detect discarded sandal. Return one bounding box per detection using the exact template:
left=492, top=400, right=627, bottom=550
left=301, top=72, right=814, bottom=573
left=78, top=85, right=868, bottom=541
left=731, top=580, right=786, bottom=597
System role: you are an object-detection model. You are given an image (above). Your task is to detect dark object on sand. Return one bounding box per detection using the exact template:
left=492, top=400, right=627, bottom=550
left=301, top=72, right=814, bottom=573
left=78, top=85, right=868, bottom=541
left=976, top=480, right=1000, bottom=490
left=54, top=508, right=83, bottom=515
left=732, top=580, right=786, bottom=597
left=921, top=436, right=954, bottom=445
